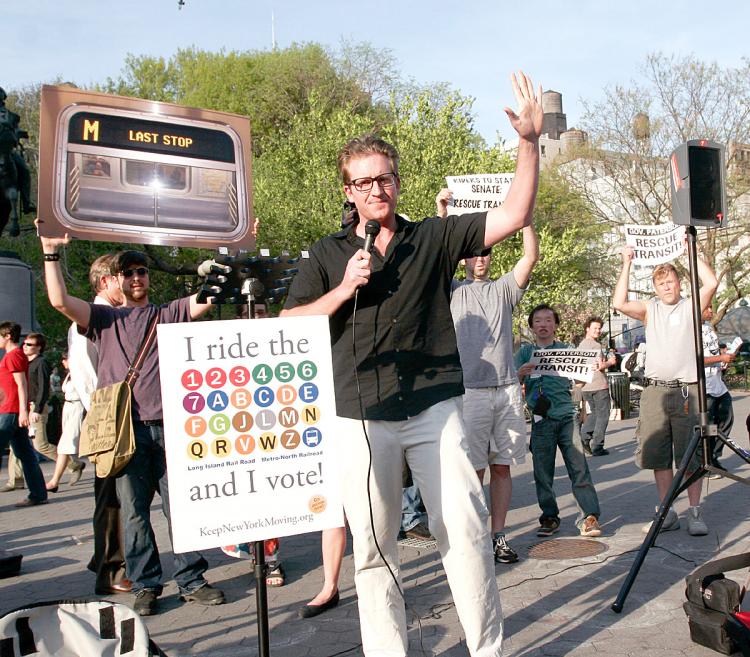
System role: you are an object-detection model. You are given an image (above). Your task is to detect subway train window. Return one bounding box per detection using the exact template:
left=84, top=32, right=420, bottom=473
left=38, top=85, right=254, bottom=249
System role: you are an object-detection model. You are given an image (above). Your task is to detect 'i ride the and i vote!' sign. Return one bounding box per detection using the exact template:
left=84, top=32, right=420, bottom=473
left=158, top=316, right=343, bottom=553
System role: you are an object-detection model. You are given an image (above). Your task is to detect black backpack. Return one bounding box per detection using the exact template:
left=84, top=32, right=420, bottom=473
left=684, top=553, right=750, bottom=655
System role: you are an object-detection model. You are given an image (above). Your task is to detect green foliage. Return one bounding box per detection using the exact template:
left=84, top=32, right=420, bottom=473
left=4, top=43, right=609, bottom=353
left=381, top=91, right=513, bottom=221
left=477, top=170, right=612, bottom=344
left=103, top=44, right=370, bottom=155
left=252, top=94, right=373, bottom=251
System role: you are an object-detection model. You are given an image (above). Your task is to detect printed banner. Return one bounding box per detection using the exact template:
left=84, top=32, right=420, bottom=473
left=445, top=173, right=514, bottom=215
left=624, top=223, right=685, bottom=265
left=727, top=336, right=743, bottom=354
left=528, top=349, right=599, bottom=383
left=158, top=316, right=344, bottom=553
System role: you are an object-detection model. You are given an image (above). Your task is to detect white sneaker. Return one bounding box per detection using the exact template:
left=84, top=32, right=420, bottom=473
left=642, top=507, right=680, bottom=534
left=687, top=506, right=708, bottom=536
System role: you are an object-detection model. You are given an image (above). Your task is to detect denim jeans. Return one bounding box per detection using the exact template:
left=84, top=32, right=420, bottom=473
left=400, top=483, right=427, bottom=532
left=581, top=389, right=612, bottom=450
left=0, top=413, right=48, bottom=503
left=530, top=416, right=600, bottom=526
left=116, top=421, right=208, bottom=595
left=706, top=391, right=734, bottom=462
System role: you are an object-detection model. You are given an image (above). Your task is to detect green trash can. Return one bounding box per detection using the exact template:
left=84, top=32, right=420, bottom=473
left=607, top=372, right=630, bottom=419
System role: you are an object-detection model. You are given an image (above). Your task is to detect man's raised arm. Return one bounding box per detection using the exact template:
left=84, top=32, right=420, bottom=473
left=37, top=222, right=91, bottom=329
left=613, top=246, right=647, bottom=322
left=696, top=251, right=718, bottom=314
left=513, top=224, right=540, bottom=289
left=484, top=72, right=543, bottom=248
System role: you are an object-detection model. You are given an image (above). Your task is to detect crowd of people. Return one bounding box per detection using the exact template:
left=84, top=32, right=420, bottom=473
left=1, top=70, right=749, bottom=657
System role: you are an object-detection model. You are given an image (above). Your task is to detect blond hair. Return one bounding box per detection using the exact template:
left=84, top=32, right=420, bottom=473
left=652, top=263, right=679, bottom=284
left=337, top=134, right=399, bottom=183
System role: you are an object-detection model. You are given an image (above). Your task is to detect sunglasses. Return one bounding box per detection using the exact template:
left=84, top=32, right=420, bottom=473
left=120, top=267, right=149, bottom=278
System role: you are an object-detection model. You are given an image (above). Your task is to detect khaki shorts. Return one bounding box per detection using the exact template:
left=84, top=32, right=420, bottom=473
left=461, top=383, right=527, bottom=469
left=635, top=383, right=701, bottom=470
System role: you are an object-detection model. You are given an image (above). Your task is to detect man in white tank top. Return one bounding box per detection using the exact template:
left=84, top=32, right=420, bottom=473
left=613, top=245, right=718, bottom=537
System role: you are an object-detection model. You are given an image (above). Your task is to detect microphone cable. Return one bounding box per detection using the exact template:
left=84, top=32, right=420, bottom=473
left=351, top=286, right=406, bottom=605
left=349, top=218, right=427, bottom=652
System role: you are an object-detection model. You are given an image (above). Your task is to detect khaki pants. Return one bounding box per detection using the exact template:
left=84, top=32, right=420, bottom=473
left=335, top=398, right=503, bottom=657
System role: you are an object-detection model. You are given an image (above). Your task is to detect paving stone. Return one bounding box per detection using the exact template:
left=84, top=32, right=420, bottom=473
left=2, top=393, right=749, bottom=656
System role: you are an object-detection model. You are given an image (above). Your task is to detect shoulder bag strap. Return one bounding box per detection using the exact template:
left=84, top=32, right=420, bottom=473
left=692, top=552, right=750, bottom=582
left=125, top=309, right=161, bottom=386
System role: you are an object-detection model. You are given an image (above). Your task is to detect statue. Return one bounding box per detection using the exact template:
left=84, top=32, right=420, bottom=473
left=0, top=86, right=35, bottom=237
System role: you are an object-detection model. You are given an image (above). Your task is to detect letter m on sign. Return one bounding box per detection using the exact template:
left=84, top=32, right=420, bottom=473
left=83, top=119, right=100, bottom=141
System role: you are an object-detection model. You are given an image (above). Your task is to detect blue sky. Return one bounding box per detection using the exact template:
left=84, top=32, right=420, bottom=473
left=4, top=1, right=749, bottom=142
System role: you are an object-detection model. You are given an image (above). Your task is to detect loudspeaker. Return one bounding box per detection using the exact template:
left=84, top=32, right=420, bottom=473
left=670, top=139, right=727, bottom=228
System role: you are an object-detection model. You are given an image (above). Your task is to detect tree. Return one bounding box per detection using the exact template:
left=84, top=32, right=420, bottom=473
left=103, top=44, right=372, bottom=155
left=566, top=53, right=750, bottom=323
left=252, top=88, right=514, bottom=253
left=485, top=169, right=611, bottom=344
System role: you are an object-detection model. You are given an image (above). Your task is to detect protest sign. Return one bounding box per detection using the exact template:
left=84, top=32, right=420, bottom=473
left=445, top=173, right=514, bottom=215
left=527, top=349, right=599, bottom=383
left=158, top=316, right=343, bottom=553
left=624, top=223, right=685, bottom=265
left=727, top=337, right=743, bottom=354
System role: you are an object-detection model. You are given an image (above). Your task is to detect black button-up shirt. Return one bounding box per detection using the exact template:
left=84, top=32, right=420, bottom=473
left=285, top=212, right=487, bottom=420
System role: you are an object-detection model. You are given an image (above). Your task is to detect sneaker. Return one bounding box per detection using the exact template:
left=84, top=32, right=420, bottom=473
left=404, top=522, right=434, bottom=541
left=580, top=515, right=602, bottom=537
left=642, top=507, right=680, bottom=534
left=493, top=534, right=519, bottom=564
left=581, top=441, right=593, bottom=456
left=708, top=461, right=727, bottom=480
left=134, top=589, right=158, bottom=616
left=591, top=448, right=610, bottom=457
left=180, top=583, right=225, bottom=606
left=687, top=506, right=708, bottom=536
left=537, top=517, right=560, bottom=537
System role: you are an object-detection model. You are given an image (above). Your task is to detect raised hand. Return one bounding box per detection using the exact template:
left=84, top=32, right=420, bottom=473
left=504, top=71, right=543, bottom=142
left=435, top=188, right=453, bottom=218
left=35, top=218, right=70, bottom=253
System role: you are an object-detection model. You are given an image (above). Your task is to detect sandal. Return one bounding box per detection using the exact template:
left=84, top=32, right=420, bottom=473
left=265, top=563, right=285, bottom=587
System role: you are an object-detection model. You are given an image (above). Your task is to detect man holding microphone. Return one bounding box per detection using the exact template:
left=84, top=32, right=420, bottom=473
left=282, top=72, right=542, bottom=657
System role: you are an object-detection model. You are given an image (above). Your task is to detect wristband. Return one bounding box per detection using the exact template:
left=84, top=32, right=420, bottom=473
left=43, top=253, right=60, bottom=262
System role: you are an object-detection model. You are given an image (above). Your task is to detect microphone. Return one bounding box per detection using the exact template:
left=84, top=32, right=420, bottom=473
left=197, top=259, right=233, bottom=277
left=363, top=220, right=381, bottom=254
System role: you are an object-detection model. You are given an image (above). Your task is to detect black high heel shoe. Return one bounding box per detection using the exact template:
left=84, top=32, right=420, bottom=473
left=46, top=485, right=59, bottom=493
left=298, top=590, right=340, bottom=618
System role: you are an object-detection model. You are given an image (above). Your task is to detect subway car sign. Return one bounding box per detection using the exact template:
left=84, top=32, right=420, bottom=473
left=38, top=85, right=255, bottom=249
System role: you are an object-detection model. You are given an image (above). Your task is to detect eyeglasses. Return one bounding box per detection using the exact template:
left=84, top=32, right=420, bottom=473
left=23, top=342, right=39, bottom=347
left=120, top=267, right=149, bottom=278
left=347, top=172, right=398, bottom=193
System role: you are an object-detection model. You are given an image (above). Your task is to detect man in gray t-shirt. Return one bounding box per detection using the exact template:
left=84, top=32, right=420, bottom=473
left=439, top=188, right=539, bottom=564
left=39, top=234, right=226, bottom=617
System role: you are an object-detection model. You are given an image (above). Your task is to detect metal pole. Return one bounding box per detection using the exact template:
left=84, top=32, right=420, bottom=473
left=244, top=283, right=270, bottom=657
